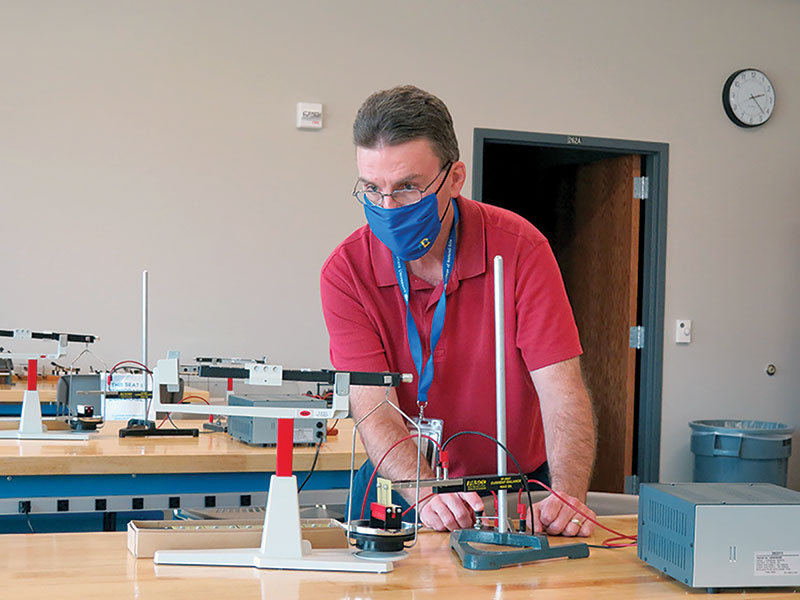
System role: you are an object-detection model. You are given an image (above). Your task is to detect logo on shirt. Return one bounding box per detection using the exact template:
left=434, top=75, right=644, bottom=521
left=419, top=237, right=431, bottom=248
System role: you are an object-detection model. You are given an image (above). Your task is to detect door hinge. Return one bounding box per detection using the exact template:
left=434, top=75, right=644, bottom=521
left=633, top=176, right=649, bottom=199
left=625, top=474, right=640, bottom=495
left=629, top=326, right=645, bottom=349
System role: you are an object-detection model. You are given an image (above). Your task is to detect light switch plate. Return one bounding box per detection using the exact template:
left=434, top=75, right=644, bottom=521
left=676, top=319, right=692, bottom=344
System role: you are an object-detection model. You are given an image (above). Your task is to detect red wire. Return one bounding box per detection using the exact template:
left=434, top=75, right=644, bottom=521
left=303, top=392, right=336, bottom=433
left=527, top=478, right=637, bottom=544
left=359, top=433, right=442, bottom=520
left=107, top=360, right=153, bottom=386
left=180, top=395, right=210, bottom=404
left=156, top=398, right=211, bottom=429
left=401, top=492, right=435, bottom=516
left=179, top=395, right=211, bottom=422
left=109, top=360, right=152, bottom=374
left=602, top=536, right=638, bottom=547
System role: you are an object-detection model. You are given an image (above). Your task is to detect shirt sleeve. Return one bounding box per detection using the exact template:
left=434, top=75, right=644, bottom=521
left=514, top=239, right=583, bottom=372
left=320, top=253, right=390, bottom=373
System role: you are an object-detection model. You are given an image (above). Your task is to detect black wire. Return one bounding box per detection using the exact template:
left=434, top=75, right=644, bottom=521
left=440, top=430, right=534, bottom=531
left=25, top=513, right=35, bottom=533
left=297, top=438, right=324, bottom=493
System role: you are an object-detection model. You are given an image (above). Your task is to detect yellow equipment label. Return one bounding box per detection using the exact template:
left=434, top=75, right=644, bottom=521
left=464, top=475, right=524, bottom=492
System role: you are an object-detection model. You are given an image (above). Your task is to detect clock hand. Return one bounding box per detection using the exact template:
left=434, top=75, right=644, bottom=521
left=749, top=94, right=765, bottom=114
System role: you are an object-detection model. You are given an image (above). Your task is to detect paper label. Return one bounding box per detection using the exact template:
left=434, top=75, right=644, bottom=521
left=108, top=373, right=146, bottom=391
left=293, top=427, right=315, bottom=443
left=103, top=396, right=156, bottom=421
left=754, top=551, right=800, bottom=576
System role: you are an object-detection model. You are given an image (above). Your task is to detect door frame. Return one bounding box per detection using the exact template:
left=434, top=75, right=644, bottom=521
left=472, top=129, right=669, bottom=486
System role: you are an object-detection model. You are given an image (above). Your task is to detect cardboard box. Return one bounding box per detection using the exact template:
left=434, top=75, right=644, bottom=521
left=127, top=518, right=348, bottom=558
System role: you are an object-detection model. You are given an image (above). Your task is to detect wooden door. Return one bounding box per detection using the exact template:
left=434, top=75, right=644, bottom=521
left=558, top=155, right=641, bottom=493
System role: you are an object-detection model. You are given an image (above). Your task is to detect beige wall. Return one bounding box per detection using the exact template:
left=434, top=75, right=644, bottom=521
left=2, top=0, right=798, bottom=487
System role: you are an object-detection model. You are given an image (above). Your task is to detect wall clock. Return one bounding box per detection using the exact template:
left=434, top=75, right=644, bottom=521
left=722, top=69, right=775, bottom=128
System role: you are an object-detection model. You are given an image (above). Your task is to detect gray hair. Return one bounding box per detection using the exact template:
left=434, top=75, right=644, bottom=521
left=353, top=85, right=459, bottom=165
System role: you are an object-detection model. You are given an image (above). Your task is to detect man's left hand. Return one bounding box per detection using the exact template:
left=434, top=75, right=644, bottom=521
left=529, top=492, right=595, bottom=537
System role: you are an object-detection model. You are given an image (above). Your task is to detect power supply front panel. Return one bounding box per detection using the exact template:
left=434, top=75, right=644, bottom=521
left=694, top=504, right=800, bottom=588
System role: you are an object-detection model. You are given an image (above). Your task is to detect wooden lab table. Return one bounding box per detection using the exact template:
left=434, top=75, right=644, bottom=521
left=0, top=419, right=365, bottom=533
left=0, top=379, right=61, bottom=403
left=3, top=516, right=795, bottom=599
left=0, top=379, right=62, bottom=416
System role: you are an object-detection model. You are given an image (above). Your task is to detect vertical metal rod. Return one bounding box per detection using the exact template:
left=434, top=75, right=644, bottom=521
left=494, top=255, right=508, bottom=533
left=142, top=270, right=149, bottom=422
left=142, top=270, right=148, bottom=368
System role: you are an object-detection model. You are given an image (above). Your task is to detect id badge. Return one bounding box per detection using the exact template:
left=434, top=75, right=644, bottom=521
left=410, top=417, right=443, bottom=468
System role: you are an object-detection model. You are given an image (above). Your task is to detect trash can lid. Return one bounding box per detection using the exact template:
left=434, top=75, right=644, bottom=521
left=689, top=419, right=795, bottom=436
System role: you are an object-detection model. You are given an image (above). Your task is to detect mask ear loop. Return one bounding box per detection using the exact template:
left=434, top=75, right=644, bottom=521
left=439, top=198, right=452, bottom=223
left=433, top=162, right=455, bottom=224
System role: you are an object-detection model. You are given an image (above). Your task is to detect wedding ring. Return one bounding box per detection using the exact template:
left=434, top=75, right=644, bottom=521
left=570, top=518, right=583, bottom=526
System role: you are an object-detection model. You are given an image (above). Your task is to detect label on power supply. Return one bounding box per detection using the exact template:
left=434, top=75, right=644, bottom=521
left=754, top=551, right=800, bottom=576
left=293, top=427, right=316, bottom=444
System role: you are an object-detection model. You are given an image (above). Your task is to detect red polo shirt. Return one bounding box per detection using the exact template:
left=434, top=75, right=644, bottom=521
left=320, top=196, right=582, bottom=477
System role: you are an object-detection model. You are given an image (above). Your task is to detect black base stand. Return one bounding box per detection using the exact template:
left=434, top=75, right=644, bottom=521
left=450, top=528, right=589, bottom=570
left=203, top=421, right=227, bottom=433
left=119, top=419, right=198, bottom=438
left=69, top=417, right=103, bottom=431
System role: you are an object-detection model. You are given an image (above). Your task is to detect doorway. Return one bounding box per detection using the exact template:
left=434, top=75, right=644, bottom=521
left=473, top=129, right=668, bottom=492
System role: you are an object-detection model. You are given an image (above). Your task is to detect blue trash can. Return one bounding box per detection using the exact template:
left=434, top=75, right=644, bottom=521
left=689, top=419, right=794, bottom=486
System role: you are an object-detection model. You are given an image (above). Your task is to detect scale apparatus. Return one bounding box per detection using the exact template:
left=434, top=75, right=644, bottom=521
left=149, top=354, right=412, bottom=573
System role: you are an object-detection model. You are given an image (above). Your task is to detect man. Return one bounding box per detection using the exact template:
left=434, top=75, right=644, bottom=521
left=321, top=85, right=596, bottom=536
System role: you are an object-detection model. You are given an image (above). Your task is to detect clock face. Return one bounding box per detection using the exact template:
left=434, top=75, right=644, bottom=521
left=723, top=69, right=775, bottom=128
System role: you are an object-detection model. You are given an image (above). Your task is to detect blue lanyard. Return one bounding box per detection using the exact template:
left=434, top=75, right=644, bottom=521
left=393, top=199, right=459, bottom=412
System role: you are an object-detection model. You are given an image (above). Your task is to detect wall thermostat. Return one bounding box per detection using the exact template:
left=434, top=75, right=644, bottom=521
left=296, top=102, right=323, bottom=130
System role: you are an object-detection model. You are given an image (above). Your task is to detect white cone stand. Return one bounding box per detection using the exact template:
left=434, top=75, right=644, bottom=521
left=0, top=358, right=88, bottom=441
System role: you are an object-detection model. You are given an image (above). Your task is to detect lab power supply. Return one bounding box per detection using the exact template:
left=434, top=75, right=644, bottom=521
left=227, top=394, right=327, bottom=446
left=638, top=482, right=800, bottom=591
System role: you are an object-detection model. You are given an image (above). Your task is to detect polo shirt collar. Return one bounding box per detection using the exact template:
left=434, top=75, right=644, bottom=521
left=370, top=196, right=486, bottom=289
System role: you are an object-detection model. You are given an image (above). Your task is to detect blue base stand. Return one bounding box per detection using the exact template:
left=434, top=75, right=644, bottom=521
left=450, top=529, right=589, bottom=570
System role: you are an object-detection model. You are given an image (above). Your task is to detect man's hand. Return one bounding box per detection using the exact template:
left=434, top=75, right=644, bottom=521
left=417, top=492, right=484, bottom=531
left=529, top=492, right=595, bottom=537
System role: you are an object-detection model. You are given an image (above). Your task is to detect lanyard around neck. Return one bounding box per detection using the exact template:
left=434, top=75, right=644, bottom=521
left=393, top=199, right=459, bottom=414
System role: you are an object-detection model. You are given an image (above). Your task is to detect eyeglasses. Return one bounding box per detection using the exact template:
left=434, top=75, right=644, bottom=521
left=352, top=162, right=453, bottom=208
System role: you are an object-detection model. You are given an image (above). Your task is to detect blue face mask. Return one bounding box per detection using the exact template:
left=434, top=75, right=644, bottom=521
left=364, top=192, right=444, bottom=261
